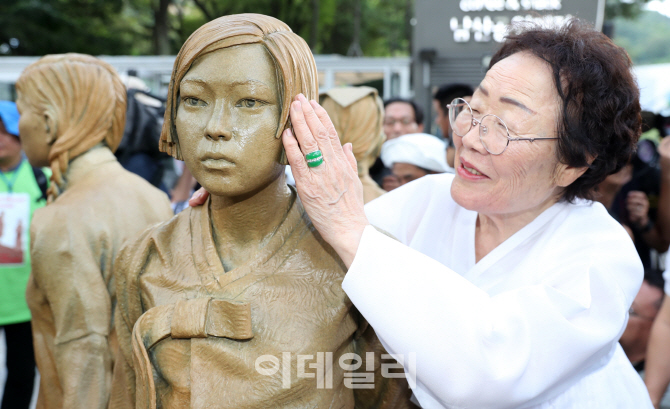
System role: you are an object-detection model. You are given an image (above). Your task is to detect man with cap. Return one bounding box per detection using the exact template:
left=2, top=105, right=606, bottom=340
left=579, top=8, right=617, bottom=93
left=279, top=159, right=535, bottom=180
left=380, top=133, right=452, bottom=188
left=0, top=101, right=49, bottom=409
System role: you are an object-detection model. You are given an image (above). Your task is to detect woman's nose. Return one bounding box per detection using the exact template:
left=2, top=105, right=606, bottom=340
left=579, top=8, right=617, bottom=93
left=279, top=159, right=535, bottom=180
left=460, top=120, right=487, bottom=154
left=205, top=105, right=233, bottom=141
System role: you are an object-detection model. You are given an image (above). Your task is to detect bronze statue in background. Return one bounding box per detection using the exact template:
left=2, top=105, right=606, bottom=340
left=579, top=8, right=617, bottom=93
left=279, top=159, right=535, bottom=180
left=15, top=54, right=173, bottom=409
left=111, top=14, right=414, bottom=409
left=320, top=87, right=386, bottom=203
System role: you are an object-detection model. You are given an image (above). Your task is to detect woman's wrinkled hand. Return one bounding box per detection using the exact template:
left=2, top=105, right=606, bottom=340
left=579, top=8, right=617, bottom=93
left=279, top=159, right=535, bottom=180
left=281, top=94, right=369, bottom=267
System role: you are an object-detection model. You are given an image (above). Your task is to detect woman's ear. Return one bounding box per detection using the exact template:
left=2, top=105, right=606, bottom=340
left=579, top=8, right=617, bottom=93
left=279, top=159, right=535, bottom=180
left=555, top=164, right=588, bottom=188
left=554, top=155, right=595, bottom=188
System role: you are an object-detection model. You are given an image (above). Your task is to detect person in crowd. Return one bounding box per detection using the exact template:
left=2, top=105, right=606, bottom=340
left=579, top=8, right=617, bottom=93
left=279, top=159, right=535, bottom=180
left=16, top=53, right=173, bottom=409
left=380, top=133, right=451, bottom=188
left=111, top=14, right=413, bottom=409
left=379, top=168, right=401, bottom=192
left=320, top=86, right=386, bottom=203
left=382, top=98, right=424, bottom=140
left=277, top=19, right=653, bottom=408
left=595, top=153, right=668, bottom=369
left=433, top=83, right=474, bottom=168
left=0, top=101, right=48, bottom=409
left=119, top=71, right=198, bottom=212
left=643, top=135, right=670, bottom=408
left=372, top=98, right=425, bottom=191
left=654, top=136, right=670, bottom=242
left=620, top=277, right=664, bottom=367
left=116, top=73, right=172, bottom=193
left=608, top=156, right=667, bottom=283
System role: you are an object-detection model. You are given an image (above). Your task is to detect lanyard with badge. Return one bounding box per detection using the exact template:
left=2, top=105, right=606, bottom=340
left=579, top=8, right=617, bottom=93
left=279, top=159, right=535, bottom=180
left=0, top=157, right=29, bottom=265
left=0, top=156, right=23, bottom=194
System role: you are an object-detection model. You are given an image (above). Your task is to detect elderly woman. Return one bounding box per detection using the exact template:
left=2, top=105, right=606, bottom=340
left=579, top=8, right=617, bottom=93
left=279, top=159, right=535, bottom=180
left=278, top=20, right=653, bottom=408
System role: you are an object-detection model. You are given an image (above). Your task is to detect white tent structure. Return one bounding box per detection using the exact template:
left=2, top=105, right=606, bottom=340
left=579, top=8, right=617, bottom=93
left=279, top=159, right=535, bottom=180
left=0, top=55, right=412, bottom=101
left=635, top=62, right=670, bottom=115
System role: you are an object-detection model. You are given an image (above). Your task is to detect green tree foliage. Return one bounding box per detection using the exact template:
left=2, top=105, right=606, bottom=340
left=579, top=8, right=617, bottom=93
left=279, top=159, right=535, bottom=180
left=188, top=0, right=315, bottom=47
left=613, top=9, right=670, bottom=65
left=605, top=0, right=652, bottom=20
left=0, top=0, right=412, bottom=57
left=3, top=0, right=662, bottom=58
left=186, top=0, right=411, bottom=56
left=0, top=0, right=141, bottom=55
left=315, top=0, right=410, bottom=56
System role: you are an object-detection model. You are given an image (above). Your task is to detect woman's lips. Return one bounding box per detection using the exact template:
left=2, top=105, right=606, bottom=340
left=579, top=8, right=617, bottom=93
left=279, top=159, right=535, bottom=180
left=458, top=158, right=488, bottom=180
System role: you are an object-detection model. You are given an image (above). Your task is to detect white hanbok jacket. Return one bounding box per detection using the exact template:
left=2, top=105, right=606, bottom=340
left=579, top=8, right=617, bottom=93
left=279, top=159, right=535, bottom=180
left=343, top=174, right=653, bottom=409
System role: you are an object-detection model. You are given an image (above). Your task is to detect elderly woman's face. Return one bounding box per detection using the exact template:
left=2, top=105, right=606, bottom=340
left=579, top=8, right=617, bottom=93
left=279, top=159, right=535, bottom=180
left=175, top=44, right=283, bottom=197
left=451, top=51, right=570, bottom=216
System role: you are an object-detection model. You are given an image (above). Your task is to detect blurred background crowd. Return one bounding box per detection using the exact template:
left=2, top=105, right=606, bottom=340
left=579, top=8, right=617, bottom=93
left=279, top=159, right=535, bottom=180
left=2, top=0, right=670, bottom=407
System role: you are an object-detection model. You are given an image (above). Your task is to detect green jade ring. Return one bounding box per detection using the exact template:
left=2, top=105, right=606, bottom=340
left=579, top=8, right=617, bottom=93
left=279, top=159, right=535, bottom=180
left=306, top=150, right=324, bottom=168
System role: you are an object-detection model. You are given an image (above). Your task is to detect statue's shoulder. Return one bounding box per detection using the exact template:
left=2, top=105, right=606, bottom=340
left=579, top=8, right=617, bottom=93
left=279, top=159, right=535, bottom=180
left=115, top=206, right=195, bottom=275
left=31, top=200, right=84, bottom=240
left=114, top=207, right=199, bottom=323
left=291, top=208, right=347, bottom=275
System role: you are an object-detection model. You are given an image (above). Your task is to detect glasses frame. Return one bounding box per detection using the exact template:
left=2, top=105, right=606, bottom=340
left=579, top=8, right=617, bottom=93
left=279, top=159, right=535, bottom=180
left=447, top=97, right=558, bottom=155
left=383, top=117, right=416, bottom=127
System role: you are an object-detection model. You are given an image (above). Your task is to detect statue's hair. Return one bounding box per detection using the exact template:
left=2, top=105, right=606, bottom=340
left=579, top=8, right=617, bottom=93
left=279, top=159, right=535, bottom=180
left=161, top=13, right=319, bottom=163
left=320, top=87, right=385, bottom=174
left=15, top=53, right=126, bottom=202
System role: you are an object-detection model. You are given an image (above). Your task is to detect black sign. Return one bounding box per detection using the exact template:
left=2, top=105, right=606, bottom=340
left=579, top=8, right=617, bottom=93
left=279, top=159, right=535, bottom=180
left=415, top=0, right=604, bottom=57
left=412, top=0, right=605, bottom=132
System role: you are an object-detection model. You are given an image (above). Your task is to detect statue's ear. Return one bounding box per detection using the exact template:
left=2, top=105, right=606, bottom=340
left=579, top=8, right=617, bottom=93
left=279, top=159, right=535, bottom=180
left=278, top=120, right=291, bottom=165
left=279, top=147, right=288, bottom=165
left=44, top=113, right=56, bottom=145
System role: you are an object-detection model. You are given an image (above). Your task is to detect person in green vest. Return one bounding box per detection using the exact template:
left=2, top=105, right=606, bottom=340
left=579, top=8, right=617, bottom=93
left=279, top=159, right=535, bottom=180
left=0, top=101, right=49, bottom=409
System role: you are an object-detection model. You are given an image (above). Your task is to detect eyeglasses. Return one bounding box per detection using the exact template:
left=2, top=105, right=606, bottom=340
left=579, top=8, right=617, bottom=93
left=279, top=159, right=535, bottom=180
left=447, top=97, right=558, bottom=155
left=383, top=117, right=416, bottom=126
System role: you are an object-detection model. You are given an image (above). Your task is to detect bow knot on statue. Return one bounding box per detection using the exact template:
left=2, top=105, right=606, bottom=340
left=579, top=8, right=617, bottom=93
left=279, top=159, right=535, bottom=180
left=131, top=297, right=254, bottom=409
left=134, top=297, right=254, bottom=350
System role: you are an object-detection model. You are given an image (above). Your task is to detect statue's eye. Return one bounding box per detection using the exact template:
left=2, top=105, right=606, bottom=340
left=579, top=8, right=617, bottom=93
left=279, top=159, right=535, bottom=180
left=184, top=97, right=203, bottom=106
left=241, top=99, right=257, bottom=108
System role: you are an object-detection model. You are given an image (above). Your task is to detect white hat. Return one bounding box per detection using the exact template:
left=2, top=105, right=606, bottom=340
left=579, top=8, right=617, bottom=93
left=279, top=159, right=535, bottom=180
left=381, top=133, right=451, bottom=173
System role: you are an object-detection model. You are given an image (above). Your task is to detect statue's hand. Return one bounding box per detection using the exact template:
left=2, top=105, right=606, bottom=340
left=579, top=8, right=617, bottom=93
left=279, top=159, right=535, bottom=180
left=282, top=93, right=369, bottom=268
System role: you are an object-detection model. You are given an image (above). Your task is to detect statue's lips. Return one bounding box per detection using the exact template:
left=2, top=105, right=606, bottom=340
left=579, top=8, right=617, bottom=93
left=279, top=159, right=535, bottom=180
left=202, top=158, right=235, bottom=169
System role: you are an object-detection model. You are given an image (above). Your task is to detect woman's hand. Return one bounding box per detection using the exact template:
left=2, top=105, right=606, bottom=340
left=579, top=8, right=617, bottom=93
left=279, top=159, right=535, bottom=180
left=281, top=94, right=369, bottom=267
left=189, top=187, right=208, bottom=207
left=626, top=190, right=650, bottom=230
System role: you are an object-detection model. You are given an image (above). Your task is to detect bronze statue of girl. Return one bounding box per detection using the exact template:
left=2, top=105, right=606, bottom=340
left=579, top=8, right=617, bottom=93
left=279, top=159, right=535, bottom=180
left=111, top=14, right=413, bottom=409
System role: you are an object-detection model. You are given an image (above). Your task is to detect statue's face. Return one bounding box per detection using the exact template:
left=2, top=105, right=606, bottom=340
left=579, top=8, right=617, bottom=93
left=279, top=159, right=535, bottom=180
left=176, top=43, right=283, bottom=198
left=16, top=93, right=52, bottom=168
